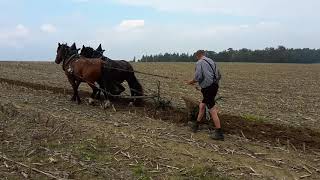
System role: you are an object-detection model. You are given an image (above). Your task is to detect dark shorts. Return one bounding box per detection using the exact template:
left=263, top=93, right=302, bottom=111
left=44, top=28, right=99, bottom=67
left=201, top=83, right=219, bottom=109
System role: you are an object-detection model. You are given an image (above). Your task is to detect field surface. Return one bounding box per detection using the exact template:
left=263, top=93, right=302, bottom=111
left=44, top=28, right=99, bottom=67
left=0, top=62, right=320, bottom=179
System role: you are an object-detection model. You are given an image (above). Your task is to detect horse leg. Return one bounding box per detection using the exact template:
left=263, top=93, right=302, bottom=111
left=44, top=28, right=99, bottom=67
left=104, top=99, right=111, bottom=109
left=95, top=89, right=101, bottom=100
left=71, top=94, right=76, bottom=102
left=67, top=76, right=77, bottom=102
left=88, top=84, right=98, bottom=105
left=99, top=81, right=111, bottom=109
left=74, top=80, right=81, bottom=104
left=95, top=81, right=102, bottom=100
left=102, top=87, right=111, bottom=109
left=100, top=65, right=112, bottom=109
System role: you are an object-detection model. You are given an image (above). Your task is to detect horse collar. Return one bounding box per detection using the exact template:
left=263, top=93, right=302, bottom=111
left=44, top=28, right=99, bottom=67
left=62, top=54, right=78, bottom=71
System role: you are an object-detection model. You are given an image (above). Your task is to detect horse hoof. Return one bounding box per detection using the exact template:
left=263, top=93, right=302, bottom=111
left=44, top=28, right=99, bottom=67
left=88, top=98, right=95, bottom=105
left=128, top=102, right=134, bottom=107
left=104, top=100, right=111, bottom=109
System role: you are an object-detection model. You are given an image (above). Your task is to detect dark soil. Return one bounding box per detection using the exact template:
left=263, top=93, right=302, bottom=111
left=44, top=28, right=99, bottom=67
left=221, top=114, right=320, bottom=150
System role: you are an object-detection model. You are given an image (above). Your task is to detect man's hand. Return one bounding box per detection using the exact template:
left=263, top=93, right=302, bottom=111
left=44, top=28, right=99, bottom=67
left=186, top=79, right=196, bottom=85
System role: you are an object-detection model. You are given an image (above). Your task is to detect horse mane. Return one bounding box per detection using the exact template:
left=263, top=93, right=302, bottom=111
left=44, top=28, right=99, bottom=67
left=80, top=46, right=112, bottom=61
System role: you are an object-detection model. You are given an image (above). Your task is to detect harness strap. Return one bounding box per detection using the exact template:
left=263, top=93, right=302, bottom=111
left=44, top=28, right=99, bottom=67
left=62, top=54, right=78, bottom=72
left=203, top=59, right=218, bottom=81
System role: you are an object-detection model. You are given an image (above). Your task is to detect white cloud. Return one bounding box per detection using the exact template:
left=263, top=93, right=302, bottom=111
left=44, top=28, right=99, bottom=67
left=116, top=19, right=145, bottom=32
left=14, top=24, right=29, bottom=37
left=40, top=24, right=57, bottom=33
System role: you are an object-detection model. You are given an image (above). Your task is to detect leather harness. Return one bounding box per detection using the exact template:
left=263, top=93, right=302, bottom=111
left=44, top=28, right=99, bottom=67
left=62, top=54, right=78, bottom=75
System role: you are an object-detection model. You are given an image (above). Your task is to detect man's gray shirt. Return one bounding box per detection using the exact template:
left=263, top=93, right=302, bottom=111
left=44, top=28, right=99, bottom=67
left=194, top=56, right=219, bottom=88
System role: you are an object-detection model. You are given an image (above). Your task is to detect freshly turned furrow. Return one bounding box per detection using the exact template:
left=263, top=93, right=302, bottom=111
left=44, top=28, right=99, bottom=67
left=0, top=77, right=90, bottom=97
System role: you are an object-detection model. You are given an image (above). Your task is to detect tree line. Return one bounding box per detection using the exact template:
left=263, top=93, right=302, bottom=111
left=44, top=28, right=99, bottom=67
left=138, top=46, right=320, bottom=63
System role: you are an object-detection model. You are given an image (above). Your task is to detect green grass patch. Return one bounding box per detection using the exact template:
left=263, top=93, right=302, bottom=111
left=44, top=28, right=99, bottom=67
left=132, top=164, right=151, bottom=180
left=73, top=139, right=112, bottom=162
left=241, top=114, right=266, bottom=123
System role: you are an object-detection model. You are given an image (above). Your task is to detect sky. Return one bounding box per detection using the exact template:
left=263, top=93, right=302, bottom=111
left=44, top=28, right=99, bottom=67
left=0, top=0, right=320, bottom=60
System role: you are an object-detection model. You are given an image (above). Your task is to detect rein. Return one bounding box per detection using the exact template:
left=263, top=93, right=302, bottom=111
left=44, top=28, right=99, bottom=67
left=102, top=62, right=175, bottom=79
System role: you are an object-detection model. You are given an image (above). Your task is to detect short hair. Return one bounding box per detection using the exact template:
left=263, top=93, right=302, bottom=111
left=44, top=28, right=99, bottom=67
left=195, top=50, right=205, bottom=57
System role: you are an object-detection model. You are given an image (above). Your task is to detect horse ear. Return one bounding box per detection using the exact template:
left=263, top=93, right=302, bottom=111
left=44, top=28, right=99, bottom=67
left=58, top=43, right=61, bottom=46
left=70, top=43, right=77, bottom=50
left=82, top=45, right=85, bottom=48
left=96, top=44, right=103, bottom=51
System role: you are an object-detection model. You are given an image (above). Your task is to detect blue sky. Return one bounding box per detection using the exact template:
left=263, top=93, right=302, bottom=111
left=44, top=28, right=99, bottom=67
left=0, top=0, right=319, bottom=60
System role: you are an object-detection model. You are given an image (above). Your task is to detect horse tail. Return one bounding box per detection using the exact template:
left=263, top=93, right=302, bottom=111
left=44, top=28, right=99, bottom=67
left=127, top=73, right=143, bottom=97
left=128, top=73, right=144, bottom=105
left=100, top=62, right=110, bottom=96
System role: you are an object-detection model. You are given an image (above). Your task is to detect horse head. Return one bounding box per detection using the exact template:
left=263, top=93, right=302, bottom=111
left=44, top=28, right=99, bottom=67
left=96, top=44, right=105, bottom=53
left=94, top=44, right=105, bottom=57
left=80, top=45, right=95, bottom=58
left=70, top=43, right=80, bottom=55
left=55, top=43, right=70, bottom=64
left=80, top=44, right=108, bottom=59
left=55, top=43, right=79, bottom=64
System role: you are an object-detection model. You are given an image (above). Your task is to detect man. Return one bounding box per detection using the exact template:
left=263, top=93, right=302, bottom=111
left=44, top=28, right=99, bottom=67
left=187, top=50, right=224, bottom=140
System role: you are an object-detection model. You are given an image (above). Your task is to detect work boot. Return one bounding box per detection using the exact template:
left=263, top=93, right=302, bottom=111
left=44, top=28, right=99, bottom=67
left=210, top=129, right=224, bottom=141
left=191, top=121, right=200, bottom=133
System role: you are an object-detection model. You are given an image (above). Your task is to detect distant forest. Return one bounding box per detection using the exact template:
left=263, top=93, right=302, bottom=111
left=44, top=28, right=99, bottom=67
left=138, top=46, right=320, bottom=63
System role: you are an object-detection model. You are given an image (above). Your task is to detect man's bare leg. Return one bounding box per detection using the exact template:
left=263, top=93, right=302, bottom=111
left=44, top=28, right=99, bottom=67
left=192, top=103, right=206, bottom=132
left=209, top=106, right=221, bottom=128
left=209, top=106, right=224, bottom=140
left=197, top=103, right=206, bottom=122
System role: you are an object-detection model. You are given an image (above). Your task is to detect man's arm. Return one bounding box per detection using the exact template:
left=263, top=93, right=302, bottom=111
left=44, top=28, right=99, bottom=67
left=187, top=79, right=197, bottom=85
left=187, top=62, right=203, bottom=85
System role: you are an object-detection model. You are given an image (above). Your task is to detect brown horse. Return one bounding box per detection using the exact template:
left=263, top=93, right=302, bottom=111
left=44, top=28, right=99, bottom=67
left=55, top=43, right=108, bottom=106
left=80, top=45, right=144, bottom=99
